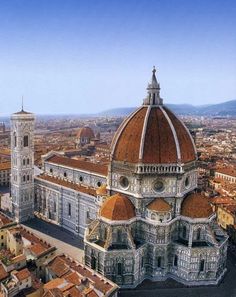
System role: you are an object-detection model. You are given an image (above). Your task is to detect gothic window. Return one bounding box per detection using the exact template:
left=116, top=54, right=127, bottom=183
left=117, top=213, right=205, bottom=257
left=97, top=181, right=101, bottom=187
left=50, top=168, right=53, bottom=174
left=23, top=135, right=29, bottom=147
left=68, top=203, right=71, bottom=216
left=200, top=259, right=205, bottom=272
left=23, top=175, right=26, bottom=182
left=141, top=256, right=144, bottom=268
left=196, top=228, right=201, bottom=240
left=117, top=263, right=122, bottom=275
left=91, top=255, right=96, bottom=270
left=174, top=255, right=178, bottom=267
left=64, top=172, right=67, bottom=178
left=27, top=175, right=30, bottom=181
left=117, top=229, right=122, bottom=242
left=157, top=256, right=162, bottom=268
left=14, top=133, right=17, bottom=147
left=27, top=158, right=30, bottom=165
left=183, top=226, right=187, bottom=238
left=79, top=176, right=83, bottom=182
left=23, top=159, right=26, bottom=166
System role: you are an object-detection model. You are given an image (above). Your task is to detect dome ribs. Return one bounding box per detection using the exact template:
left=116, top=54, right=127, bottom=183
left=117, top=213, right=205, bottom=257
left=163, top=107, right=196, bottom=163
left=142, top=107, right=177, bottom=163
left=113, top=107, right=147, bottom=163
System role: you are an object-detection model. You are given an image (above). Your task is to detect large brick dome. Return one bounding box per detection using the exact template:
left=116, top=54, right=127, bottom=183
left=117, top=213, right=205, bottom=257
left=100, top=193, right=135, bottom=221
left=110, top=68, right=197, bottom=165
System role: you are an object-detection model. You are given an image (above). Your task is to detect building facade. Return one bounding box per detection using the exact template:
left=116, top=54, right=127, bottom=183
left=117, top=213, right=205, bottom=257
left=10, top=68, right=228, bottom=288
left=84, top=68, right=228, bottom=287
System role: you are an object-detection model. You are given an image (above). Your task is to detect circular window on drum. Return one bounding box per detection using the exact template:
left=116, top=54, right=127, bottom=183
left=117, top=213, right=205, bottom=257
left=185, top=176, right=191, bottom=189
left=119, top=176, right=129, bottom=189
left=153, top=180, right=164, bottom=193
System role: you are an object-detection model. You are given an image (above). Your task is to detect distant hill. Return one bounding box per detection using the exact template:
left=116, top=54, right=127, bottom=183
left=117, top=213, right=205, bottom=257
left=98, top=100, right=236, bottom=117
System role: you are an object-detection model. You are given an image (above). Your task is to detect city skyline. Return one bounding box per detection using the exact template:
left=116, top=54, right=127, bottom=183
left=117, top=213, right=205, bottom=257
left=0, top=0, right=236, bottom=115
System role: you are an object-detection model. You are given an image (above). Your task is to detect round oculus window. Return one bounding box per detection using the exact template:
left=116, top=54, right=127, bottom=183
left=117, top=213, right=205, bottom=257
left=153, top=180, right=164, bottom=192
left=120, top=176, right=129, bottom=189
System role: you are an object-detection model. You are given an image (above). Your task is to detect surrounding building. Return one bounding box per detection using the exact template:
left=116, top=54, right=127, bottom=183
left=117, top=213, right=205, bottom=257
left=0, top=162, right=10, bottom=187
left=0, top=212, right=118, bottom=297
left=9, top=68, right=228, bottom=288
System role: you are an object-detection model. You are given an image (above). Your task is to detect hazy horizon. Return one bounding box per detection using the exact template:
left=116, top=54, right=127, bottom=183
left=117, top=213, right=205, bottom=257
left=0, top=0, right=235, bottom=115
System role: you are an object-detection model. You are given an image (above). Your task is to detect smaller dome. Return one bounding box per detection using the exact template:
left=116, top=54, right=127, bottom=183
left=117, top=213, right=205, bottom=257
left=96, top=184, right=107, bottom=196
left=181, top=193, right=213, bottom=219
left=100, top=193, right=135, bottom=221
left=147, top=198, right=171, bottom=212
left=77, top=127, right=95, bottom=139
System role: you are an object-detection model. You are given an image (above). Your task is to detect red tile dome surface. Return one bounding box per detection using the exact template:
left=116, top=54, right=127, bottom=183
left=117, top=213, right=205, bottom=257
left=111, top=105, right=196, bottom=164
left=100, top=193, right=135, bottom=221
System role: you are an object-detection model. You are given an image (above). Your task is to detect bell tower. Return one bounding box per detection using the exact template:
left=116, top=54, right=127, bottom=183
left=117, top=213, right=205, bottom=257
left=11, top=107, right=35, bottom=222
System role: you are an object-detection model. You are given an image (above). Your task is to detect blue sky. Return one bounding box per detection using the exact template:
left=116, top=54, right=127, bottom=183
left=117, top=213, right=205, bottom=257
left=0, top=0, right=235, bottom=115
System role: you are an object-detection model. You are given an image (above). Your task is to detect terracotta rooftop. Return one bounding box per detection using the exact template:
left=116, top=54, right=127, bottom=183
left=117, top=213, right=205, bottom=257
left=216, top=167, right=236, bottom=178
left=0, top=162, right=11, bottom=170
left=47, top=255, right=117, bottom=295
left=15, top=268, right=31, bottom=281
left=147, top=198, right=171, bottom=212
left=100, top=193, right=135, bottom=221
left=0, top=264, right=8, bottom=281
left=0, top=213, right=14, bottom=228
left=111, top=105, right=196, bottom=164
left=181, top=193, right=213, bottom=219
left=47, top=155, right=108, bottom=176
left=37, top=174, right=97, bottom=196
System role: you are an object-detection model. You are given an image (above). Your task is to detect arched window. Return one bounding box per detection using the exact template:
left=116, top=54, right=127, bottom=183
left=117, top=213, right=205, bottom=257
left=174, top=255, right=178, bottom=267
left=183, top=226, right=187, bottom=238
left=157, top=256, right=162, bottom=268
left=54, top=201, right=57, bottom=213
left=97, top=181, right=101, bottom=187
left=91, top=255, right=97, bottom=270
left=200, top=259, right=205, bottom=272
left=27, top=158, right=30, bottom=165
left=68, top=203, right=71, bottom=216
left=141, top=256, right=144, bottom=268
left=23, top=159, right=26, bottom=166
left=117, top=229, right=122, bottom=242
left=23, top=175, right=26, bottom=182
left=64, top=172, right=67, bottom=178
left=117, top=263, right=122, bottom=275
left=23, top=135, right=29, bottom=147
left=196, top=228, right=201, bottom=240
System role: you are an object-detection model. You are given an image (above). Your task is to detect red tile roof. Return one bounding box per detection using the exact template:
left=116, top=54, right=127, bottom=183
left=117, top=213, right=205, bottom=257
left=0, top=264, right=8, bottom=281
left=181, top=193, right=213, bottom=218
left=100, top=193, right=135, bottom=221
left=47, top=155, right=108, bottom=176
left=147, top=198, right=171, bottom=212
left=15, top=268, right=31, bottom=281
left=0, top=162, right=10, bottom=170
left=37, top=174, right=97, bottom=196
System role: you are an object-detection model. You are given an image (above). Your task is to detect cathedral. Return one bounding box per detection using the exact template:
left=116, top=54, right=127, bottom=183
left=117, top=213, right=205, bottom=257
left=10, top=68, right=228, bottom=288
